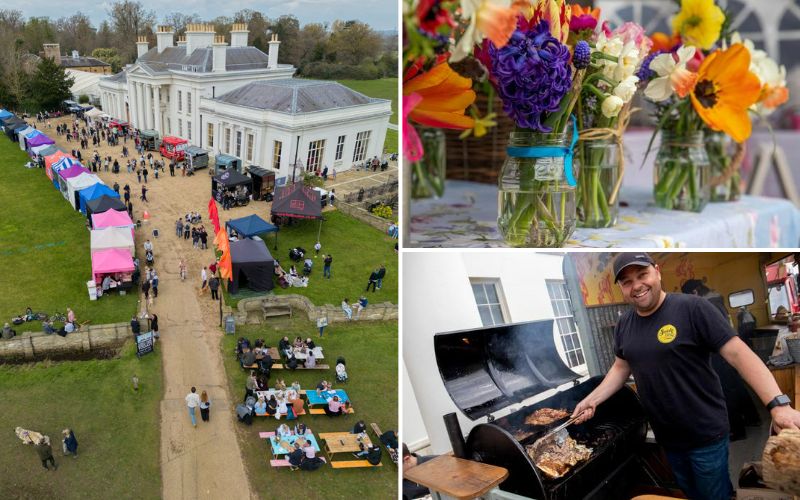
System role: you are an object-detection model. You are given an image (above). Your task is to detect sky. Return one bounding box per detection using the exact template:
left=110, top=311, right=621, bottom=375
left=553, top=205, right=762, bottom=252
left=18, top=0, right=398, bottom=32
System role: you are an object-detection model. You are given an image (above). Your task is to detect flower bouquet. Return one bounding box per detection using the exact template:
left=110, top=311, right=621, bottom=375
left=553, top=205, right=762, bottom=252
left=638, top=0, right=767, bottom=212
left=571, top=13, right=650, bottom=228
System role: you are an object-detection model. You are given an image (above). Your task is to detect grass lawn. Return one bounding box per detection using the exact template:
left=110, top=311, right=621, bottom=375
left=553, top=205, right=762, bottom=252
left=0, top=341, right=163, bottom=499
left=337, top=78, right=398, bottom=153
left=221, top=319, right=398, bottom=500
left=0, top=136, right=138, bottom=332
left=226, top=210, right=398, bottom=309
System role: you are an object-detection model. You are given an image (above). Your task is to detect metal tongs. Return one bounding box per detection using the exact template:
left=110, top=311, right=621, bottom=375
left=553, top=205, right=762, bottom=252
left=528, top=410, right=586, bottom=458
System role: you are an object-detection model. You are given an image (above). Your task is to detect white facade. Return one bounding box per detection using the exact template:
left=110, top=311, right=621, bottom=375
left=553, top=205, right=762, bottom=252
left=402, top=252, right=589, bottom=454
left=98, top=26, right=390, bottom=181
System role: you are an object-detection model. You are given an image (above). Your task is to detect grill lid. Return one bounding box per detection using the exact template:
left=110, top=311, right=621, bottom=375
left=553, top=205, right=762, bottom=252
left=434, top=320, right=580, bottom=420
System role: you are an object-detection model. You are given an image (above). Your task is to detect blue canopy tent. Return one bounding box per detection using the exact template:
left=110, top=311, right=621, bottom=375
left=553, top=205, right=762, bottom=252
left=0, top=109, right=12, bottom=121
left=78, top=183, right=119, bottom=214
left=226, top=214, right=279, bottom=249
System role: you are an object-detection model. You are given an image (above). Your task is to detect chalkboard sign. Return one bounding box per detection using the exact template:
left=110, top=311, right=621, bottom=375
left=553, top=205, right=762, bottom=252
left=136, top=331, right=155, bottom=357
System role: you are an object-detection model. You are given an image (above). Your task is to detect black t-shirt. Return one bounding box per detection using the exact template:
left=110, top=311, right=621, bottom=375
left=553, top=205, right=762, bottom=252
left=614, top=293, right=734, bottom=450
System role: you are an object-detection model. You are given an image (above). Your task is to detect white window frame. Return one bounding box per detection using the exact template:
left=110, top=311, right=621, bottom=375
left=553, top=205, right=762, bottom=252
left=207, top=123, right=214, bottom=148
left=187, top=121, right=192, bottom=140
left=186, top=91, right=192, bottom=115
left=469, top=278, right=509, bottom=327
left=546, top=280, right=587, bottom=372
left=306, top=139, right=325, bottom=172
left=225, top=128, right=231, bottom=153
left=178, top=118, right=182, bottom=137
left=236, top=131, right=242, bottom=158
left=273, top=140, right=282, bottom=170
left=177, top=90, right=182, bottom=112
left=335, top=135, right=345, bottom=161
left=352, top=130, right=370, bottom=163
left=246, top=133, right=254, bottom=162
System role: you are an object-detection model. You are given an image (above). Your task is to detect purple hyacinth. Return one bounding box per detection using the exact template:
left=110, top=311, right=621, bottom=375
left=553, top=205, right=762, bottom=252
left=573, top=40, right=591, bottom=69
left=489, top=20, right=573, bottom=132
left=636, top=50, right=663, bottom=82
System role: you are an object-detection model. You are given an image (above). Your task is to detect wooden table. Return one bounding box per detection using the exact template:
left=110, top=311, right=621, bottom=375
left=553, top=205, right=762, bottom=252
left=403, top=455, right=509, bottom=500
left=318, top=432, right=371, bottom=455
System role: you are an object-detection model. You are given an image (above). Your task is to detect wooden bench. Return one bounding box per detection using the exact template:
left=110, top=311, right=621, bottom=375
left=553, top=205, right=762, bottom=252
left=309, top=407, right=354, bottom=415
left=371, top=423, right=398, bottom=464
left=263, top=305, right=292, bottom=320
left=271, top=457, right=327, bottom=468
left=330, top=460, right=383, bottom=469
left=270, top=363, right=329, bottom=371
left=242, top=363, right=259, bottom=370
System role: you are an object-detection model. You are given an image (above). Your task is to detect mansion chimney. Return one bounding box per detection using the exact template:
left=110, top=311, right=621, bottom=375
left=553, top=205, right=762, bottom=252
left=176, top=36, right=187, bottom=48
left=136, top=36, right=149, bottom=58
left=156, top=25, right=174, bottom=53
left=267, top=34, right=280, bottom=69
left=212, top=36, right=227, bottom=73
left=43, top=43, right=61, bottom=65
left=185, top=23, right=215, bottom=55
left=230, top=23, right=249, bottom=48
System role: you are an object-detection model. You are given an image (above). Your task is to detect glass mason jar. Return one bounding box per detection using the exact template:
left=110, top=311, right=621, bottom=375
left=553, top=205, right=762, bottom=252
left=410, top=127, right=446, bottom=199
left=497, top=130, right=577, bottom=247
left=706, top=131, right=741, bottom=202
left=576, top=139, right=620, bottom=228
left=653, top=131, right=710, bottom=212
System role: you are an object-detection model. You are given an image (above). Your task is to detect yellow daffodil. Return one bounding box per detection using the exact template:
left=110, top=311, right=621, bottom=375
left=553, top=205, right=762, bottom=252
left=671, top=0, right=725, bottom=50
left=690, top=43, right=762, bottom=143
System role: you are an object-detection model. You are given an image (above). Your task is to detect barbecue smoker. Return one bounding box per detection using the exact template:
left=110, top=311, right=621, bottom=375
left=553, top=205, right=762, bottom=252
left=434, top=320, right=649, bottom=500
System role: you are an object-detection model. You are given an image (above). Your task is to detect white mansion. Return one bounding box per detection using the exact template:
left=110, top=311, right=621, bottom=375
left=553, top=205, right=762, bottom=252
left=98, top=24, right=391, bottom=179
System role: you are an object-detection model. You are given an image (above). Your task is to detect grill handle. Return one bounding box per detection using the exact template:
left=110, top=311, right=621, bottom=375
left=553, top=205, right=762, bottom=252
left=443, top=412, right=467, bottom=459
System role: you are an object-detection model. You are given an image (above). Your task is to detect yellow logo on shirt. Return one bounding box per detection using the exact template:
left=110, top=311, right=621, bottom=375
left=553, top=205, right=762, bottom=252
left=657, top=324, right=677, bottom=344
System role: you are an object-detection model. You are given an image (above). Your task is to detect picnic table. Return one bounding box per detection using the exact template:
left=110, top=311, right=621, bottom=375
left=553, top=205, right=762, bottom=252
left=255, top=347, right=280, bottom=361
left=254, top=389, right=307, bottom=419
left=292, top=346, right=324, bottom=361
left=269, top=432, right=321, bottom=456
left=318, top=431, right=381, bottom=469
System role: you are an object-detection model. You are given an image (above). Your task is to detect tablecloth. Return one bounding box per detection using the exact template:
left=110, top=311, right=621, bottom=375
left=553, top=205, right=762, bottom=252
left=409, top=180, right=800, bottom=248
left=269, top=432, right=320, bottom=455
left=306, top=389, right=349, bottom=406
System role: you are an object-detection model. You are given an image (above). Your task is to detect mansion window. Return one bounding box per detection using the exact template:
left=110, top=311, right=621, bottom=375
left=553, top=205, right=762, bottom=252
left=306, top=139, right=325, bottom=172
left=353, top=131, right=370, bottom=163
left=335, top=135, right=345, bottom=161
left=246, top=133, right=254, bottom=162
left=177, top=90, right=182, bottom=112
left=187, top=121, right=192, bottom=140
left=236, top=131, right=242, bottom=157
left=225, top=128, right=231, bottom=153
left=186, top=92, right=192, bottom=114
left=273, top=141, right=282, bottom=170
left=207, top=123, right=214, bottom=148
left=178, top=119, right=182, bottom=137
left=470, top=279, right=507, bottom=326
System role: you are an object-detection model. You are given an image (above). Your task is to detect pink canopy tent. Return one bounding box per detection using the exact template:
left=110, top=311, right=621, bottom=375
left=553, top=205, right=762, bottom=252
left=91, top=209, right=135, bottom=235
left=91, top=248, right=135, bottom=283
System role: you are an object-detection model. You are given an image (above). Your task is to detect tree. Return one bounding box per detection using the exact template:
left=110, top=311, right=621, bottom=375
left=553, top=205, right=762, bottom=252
left=327, top=20, right=382, bottom=66
left=269, top=15, right=300, bottom=66
left=297, top=23, right=329, bottom=64
left=23, top=17, right=57, bottom=55
left=92, top=48, right=123, bottom=73
left=28, top=56, right=74, bottom=111
left=162, top=12, right=201, bottom=39
left=108, top=0, right=156, bottom=63
left=96, top=21, right=114, bottom=48
left=55, top=13, right=96, bottom=56
left=6, top=40, right=28, bottom=110
left=233, top=9, right=270, bottom=52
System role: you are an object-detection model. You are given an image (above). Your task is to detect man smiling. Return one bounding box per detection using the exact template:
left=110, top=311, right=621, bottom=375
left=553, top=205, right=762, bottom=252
left=573, top=252, right=800, bottom=500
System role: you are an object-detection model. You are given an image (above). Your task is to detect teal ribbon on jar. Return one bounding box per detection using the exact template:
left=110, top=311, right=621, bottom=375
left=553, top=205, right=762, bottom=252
left=504, top=118, right=578, bottom=187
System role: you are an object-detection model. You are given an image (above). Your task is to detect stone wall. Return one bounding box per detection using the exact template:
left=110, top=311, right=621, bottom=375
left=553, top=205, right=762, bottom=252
left=0, top=322, right=132, bottom=364
left=335, top=201, right=394, bottom=233
left=230, top=294, right=398, bottom=325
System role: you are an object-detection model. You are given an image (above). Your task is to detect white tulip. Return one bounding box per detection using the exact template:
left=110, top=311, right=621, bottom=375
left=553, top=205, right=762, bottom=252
left=601, top=95, right=624, bottom=118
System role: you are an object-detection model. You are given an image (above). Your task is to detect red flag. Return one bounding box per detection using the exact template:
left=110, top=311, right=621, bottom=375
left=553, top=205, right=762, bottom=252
left=215, top=229, right=229, bottom=254
left=219, top=250, right=233, bottom=280
left=207, top=198, right=220, bottom=233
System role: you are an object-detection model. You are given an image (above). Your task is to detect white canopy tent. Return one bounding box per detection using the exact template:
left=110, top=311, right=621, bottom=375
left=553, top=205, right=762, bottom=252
left=64, top=172, right=102, bottom=209
left=17, top=126, right=34, bottom=150
left=85, top=108, right=105, bottom=119
left=90, top=227, right=135, bottom=256
left=30, top=144, right=53, bottom=156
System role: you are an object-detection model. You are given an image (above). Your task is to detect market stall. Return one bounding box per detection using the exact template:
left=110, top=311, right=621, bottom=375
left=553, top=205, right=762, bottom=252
left=271, top=182, right=322, bottom=220
left=85, top=195, right=127, bottom=220
left=108, top=119, right=128, bottom=134
left=91, top=209, right=135, bottom=233
left=248, top=166, right=276, bottom=201
left=56, top=163, right=90, bottom=194
left=212, top=153, right=242, bottom=175
left=49, top=156, right=80, bottom=189
left=160, top=136, right=188, bottom=161
left=140, top=130, right=160, bottom=151
left=90, top=248, right=135, bottom=288
left=211, top=169, right=252, bottom=204
left=64, top=172, right=102, bottom=209
left=226, top=214, right=279, bottom=248
left=186, top=146, right=209, bottom=170
left=17, top=126, right=36, bottom=150
left=25, top=132, right=54, bottom=152
left=79, top=183, right=120, bottom=214
left=90, top=227, right=135, bottom=256
left=4, top=119, right=27, bottom=140
left=227, top=239, right=275, bottom=294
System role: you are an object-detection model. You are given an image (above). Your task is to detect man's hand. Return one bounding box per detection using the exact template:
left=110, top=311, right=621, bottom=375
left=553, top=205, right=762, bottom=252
left=572, top=398, right=596, bottom=424
left=771, top=405, right=800, bottom=432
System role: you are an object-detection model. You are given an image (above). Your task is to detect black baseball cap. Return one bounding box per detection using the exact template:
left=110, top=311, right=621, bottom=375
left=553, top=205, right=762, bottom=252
left=613, top=253, right=656, bottom=283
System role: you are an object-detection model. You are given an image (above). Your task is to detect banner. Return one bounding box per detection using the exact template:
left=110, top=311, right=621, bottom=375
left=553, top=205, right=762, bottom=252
left=136, top=331, right=155, bottom=357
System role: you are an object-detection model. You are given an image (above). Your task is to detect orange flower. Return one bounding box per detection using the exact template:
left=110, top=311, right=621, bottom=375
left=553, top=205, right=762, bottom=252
left=760, top=85, right=789, bottom=110
left=690, top=44, right=762, bottom=143
left=404, top=63, right=476, bottom=130
left=649, top=32, right=680, bottom=54
left=570, top=5, right=600, bottom=19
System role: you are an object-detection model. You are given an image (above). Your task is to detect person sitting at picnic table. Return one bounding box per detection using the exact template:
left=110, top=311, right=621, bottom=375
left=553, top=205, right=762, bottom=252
left=256, top=374, right=270, bottom=392
left=265, top=395, right=279, bottom=416
left=305, top=338, right=315, bottom=350
left=291, top=380, right=301, bottom=392
left=352, top=420, right=367, bottom=435
left=254, top=397, right=267, bottom=415
left=324, top=395, right=345, bottom=417
left=303, top=440, right=317, bottom=459
left=276, top=393, right=288, bottom=419
left=278, top=336, right=291, bottom=355
left=275, top=378, right=287, bottom=391
left=240, top=348, right=256, bottom=368
left=277, top=423, right=293, bottom=439
left=288, top=442, right=305, bottom=468
left=293, top=336, right=304, bottom=349
left=316, top=380, right=332, bottom=394
left=294, top=422, right=308, bottom=436
left=288, top=391, right=304, bottom=417
left=305, top=350, right=317, bottom=368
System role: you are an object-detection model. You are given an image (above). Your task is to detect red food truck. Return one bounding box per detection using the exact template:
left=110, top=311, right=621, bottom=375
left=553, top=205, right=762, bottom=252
left=160, top=136, right=189, bottom=161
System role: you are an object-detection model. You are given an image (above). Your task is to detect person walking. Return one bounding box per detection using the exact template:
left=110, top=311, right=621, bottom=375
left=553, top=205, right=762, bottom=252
left=209, top=275, right=220, bottom=301
left=573, top=253, right=800, bottom=500
left=376, top=264, right=386, bottom=290
left=127, top=200, right=133, bottom=217
left=314, top=241, right=321, bottom=257
left=366, top=268, right=379, bottom=292
left=323, top=254, right=332, bottom=279
left=151, top=271, right=159, bottom=298
left=169, top=161, right=175, bottom=177
left=141, top=279, right=150, bottom=300
left=200, top=266, right=208, bottom=294
left=136, top=168, right=141, bottom=183
left=176, top=219, right=183, bottom=237
left=186, top=387, right=201, bottom=427
left=141, top=185, right=148, bottom=202
left=62, top=429, right=78, bottom=458
left=35, top=437, right=57, bottom=471
left=200, top=391, right=211, bottom=422
left=142, top=167, right=148, bottom=183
